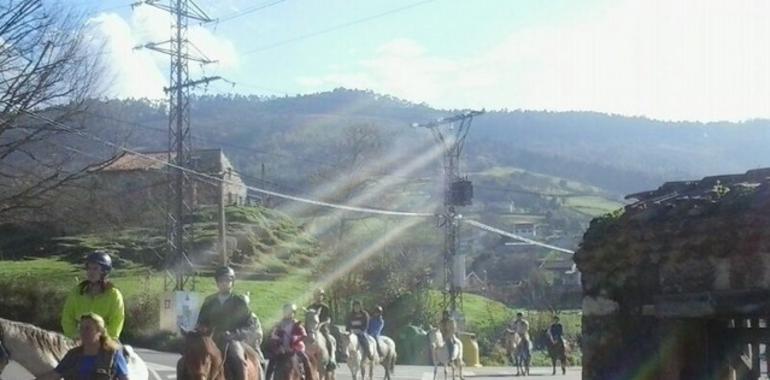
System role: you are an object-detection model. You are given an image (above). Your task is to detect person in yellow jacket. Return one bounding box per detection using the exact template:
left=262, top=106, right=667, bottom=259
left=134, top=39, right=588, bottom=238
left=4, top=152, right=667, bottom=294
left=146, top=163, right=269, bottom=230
left=61, top=251, right=125, bottom=340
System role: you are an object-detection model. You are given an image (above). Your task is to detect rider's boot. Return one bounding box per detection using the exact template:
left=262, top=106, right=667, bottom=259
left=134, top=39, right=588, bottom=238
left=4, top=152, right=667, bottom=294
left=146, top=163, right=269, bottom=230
left=323, top=332, right=336, bottom=370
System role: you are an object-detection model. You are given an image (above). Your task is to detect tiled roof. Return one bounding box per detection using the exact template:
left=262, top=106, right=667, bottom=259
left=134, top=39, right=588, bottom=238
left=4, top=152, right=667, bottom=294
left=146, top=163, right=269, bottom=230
left=100, top=149, right=225, bottom=173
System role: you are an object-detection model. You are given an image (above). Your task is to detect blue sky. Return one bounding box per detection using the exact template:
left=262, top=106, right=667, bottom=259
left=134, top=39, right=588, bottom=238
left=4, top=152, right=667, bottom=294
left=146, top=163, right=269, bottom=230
left=77, top=0, right=770, bottom=122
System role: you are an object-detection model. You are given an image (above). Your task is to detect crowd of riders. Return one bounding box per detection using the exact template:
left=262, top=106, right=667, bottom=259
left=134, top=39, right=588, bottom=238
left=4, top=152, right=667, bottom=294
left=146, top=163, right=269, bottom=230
left=38, top=250, right=566, bottom=380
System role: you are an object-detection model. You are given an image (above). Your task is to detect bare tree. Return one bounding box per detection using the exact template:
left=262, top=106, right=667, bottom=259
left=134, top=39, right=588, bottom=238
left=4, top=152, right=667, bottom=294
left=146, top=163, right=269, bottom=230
left=313, top=123, right=386, bottom=203
left=0, top=0, right=110, bottom=217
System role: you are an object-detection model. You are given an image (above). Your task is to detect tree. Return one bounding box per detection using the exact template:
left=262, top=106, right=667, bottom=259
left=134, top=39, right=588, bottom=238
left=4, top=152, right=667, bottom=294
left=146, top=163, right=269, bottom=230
left=0, top=0, right=110, bottom=217
left=312, top=123, right=386, bottom=203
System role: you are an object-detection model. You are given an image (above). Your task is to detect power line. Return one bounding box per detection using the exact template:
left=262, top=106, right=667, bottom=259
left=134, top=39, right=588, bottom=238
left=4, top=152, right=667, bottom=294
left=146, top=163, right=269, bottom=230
left=242, top=0, right=437, bottom=55
left=11, top=106, right=437, bottom=218
left=216, top=0, right=288, bottom=23
left=462, top=219, right=574, bottom=255
left=7, top=107, right=579, bottom=259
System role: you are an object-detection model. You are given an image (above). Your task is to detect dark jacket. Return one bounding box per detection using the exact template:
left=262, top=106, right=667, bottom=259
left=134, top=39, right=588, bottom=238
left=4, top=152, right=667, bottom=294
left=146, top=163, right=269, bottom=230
left=309, top=302, right=332, bottom=324
left=56, top=346, right=117, bottom=380
left=197, top=293, right=256, bottom=341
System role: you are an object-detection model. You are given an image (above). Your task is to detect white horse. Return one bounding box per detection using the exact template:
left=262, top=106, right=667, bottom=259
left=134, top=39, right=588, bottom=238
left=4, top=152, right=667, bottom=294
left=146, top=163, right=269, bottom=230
left=373, top=335, right=397, bottom=380
left=305, top=308, right=337, bottom=380
left=339, top=331, right=379, bottom=380
left=428, top=328, right=463, bottom=380
left=0, top=317, right=148, bottom=379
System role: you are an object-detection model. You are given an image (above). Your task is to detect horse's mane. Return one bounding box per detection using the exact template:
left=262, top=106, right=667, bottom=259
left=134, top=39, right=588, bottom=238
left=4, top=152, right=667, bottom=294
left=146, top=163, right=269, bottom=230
left=183, top=331, right=222, bottom=364
left=0, top=317, right=74, bottom=360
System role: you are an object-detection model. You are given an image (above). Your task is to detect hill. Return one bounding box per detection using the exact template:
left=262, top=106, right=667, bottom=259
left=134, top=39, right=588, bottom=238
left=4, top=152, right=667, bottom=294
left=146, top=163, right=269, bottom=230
left=73, top=89, right=770, bottom=197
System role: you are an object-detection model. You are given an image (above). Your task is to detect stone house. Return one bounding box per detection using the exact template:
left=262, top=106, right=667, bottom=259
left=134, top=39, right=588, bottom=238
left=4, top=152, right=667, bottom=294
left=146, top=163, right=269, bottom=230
left=575, top=168, right=770, bottom=380
left=89, top=149, right=247, bottom=224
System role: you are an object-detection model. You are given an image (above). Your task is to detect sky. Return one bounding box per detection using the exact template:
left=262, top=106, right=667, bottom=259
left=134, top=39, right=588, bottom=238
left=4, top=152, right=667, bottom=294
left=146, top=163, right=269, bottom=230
left=76, top=0, right=770, bottom=122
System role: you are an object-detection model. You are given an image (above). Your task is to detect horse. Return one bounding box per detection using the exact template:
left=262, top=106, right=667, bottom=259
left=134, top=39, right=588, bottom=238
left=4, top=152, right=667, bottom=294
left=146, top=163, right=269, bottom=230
left=339, top=331, right=379, bottom=380
left=427, top=328, right=463, bottom=380
left=0, top=317, right=148, bottom=379
left=177, top=328, right=261, bottom=380
left=513, top=332, right=532, bottom=377
left=305, top=308, right=336, bottom=380
left=545, top=332, right=568, bottom=376
left=373, top=335, right=397, bottom=380
left=502, top=329, right=520, bottom=367
left=273, top=351, right=312, bottom=380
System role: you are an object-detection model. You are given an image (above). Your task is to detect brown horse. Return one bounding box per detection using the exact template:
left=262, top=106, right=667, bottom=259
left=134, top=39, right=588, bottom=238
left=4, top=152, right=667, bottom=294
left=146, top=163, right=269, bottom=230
left=546, top=335, right=568, bottom=376
left=273, top=352, right=317, bottom=380
left=177, top=329, right=261, bottom=380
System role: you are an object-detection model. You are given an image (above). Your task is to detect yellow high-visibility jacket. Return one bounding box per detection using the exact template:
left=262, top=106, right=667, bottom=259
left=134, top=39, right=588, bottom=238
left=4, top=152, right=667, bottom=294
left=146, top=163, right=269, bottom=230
left=61, top=283, right=125, bottom=340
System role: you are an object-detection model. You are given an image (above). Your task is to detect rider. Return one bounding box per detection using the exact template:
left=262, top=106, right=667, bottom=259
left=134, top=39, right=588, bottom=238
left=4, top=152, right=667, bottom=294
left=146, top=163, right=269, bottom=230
left=36, top=313, right=129, bottom=380
left=197, top=266, right=258, bottom=380
left=61, top=251, right=125, bottom=340
left=308, top=288, right=336, bottom=369
left=346, top=300, right=373, bottom=360
left=439, top=309, right=457, bottom=358
left=265, top=303, right=313, bottom=380
left=548, top=315, right=564, bottom=345
left=510, top=312, right=530, bottom=340
left=367, top=305, right=385, bottom=356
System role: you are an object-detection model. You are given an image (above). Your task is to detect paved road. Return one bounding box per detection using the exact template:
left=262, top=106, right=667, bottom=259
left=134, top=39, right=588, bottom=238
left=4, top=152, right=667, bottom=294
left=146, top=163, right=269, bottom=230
left=2, top=348, right=582, bottom=380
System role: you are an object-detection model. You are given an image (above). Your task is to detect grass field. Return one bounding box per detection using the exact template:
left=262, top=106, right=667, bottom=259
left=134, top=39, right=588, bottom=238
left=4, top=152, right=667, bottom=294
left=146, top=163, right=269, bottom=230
left=0, top=257, right=314, bottom=325
left=564, top=195, right=624, bottom=216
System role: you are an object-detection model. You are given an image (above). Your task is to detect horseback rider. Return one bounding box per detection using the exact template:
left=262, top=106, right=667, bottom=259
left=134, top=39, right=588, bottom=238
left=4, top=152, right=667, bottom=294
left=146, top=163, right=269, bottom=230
left=367, top=305, right=384, bottom=356
left=61, top=251, right=125, bottom=340
left=35, top=313, right=129, bottom=380
left=265, top=303, right=313, bottom=380
left=308, top=288, right=336, bottom=369
left=439, top=309, right=457, bottom=358
left=548, top=315, right=564, bottom=346
left=197, top=266, right=258, bottom=380
left=346, top=300, right=373, bottom=360
left=509, top=312, right=530, bottom=340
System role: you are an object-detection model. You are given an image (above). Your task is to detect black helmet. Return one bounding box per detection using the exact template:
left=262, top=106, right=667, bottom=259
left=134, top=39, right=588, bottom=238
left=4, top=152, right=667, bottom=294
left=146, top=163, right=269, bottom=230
left=373, top=305, right=383, bottom=314
left=215, top=266, right=235, bottom=280
left=86, top=251, right=113, bottom=273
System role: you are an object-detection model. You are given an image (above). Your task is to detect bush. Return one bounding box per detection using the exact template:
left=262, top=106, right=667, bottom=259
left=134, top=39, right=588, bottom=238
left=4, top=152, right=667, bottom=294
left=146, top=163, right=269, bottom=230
left=0, top=278, right=68, bottom=331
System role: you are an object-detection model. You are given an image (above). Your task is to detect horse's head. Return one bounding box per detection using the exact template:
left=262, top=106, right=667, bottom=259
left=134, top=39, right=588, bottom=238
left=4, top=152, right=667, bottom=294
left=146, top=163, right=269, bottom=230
left=179, top=329, right=224, bottom=380
left=304, top=308, right=320, bottom=333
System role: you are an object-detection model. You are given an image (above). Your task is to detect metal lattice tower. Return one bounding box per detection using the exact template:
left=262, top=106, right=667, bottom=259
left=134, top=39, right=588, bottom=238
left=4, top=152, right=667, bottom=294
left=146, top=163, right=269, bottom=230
left=137, top=0, right=220, bottom=290
left=413, top=110, right=484, bottom=315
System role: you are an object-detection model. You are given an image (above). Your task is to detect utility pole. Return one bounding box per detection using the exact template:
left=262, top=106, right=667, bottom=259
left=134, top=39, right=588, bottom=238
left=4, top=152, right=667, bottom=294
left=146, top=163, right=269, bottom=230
left=412, top=110, right=484, bottom=320
left=136, top=0, right=220, bottom=291
left=218, top=170, right=227, bottom=265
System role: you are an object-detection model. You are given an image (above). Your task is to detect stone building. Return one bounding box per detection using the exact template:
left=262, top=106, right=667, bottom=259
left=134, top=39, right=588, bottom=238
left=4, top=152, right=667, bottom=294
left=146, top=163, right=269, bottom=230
left=575, top=168, right=770, bottom=380
left=89, top=148, right=247, bottom=225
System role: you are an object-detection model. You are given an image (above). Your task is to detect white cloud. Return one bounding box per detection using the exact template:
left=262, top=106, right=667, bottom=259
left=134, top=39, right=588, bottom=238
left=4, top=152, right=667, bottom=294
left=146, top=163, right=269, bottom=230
left=297, top=0, right=770, bottom=122
left=87, top=5, right=239, bottom=99
left=87, top=12, right=165, bottom=99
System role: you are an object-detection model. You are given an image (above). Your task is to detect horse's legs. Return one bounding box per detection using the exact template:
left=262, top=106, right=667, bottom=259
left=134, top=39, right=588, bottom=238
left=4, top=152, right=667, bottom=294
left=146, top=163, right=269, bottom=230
left=433, top=365, right=438, bottom=380
left=368, top=361, right=374, bottom=380
left=552, top=355, right=557, bottom=375
left=458, top=360, right=464, bottom=380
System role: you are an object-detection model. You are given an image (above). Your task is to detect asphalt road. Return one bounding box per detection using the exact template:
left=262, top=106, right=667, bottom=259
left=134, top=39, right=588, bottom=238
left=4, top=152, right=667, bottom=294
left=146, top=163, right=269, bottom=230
left=2, top=348, right=582, bottom=380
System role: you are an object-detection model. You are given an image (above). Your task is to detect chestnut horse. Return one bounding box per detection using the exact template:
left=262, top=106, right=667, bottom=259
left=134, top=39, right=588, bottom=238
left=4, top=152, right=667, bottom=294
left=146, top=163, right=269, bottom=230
left=177, top=329, right=261, bottom=380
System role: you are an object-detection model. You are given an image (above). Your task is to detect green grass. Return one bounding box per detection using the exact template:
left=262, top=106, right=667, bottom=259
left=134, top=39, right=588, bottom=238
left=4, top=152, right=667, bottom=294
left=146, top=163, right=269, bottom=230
left=564, top=195, right=624, bottom=216
left=0, top=257, right=313, bottom=326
